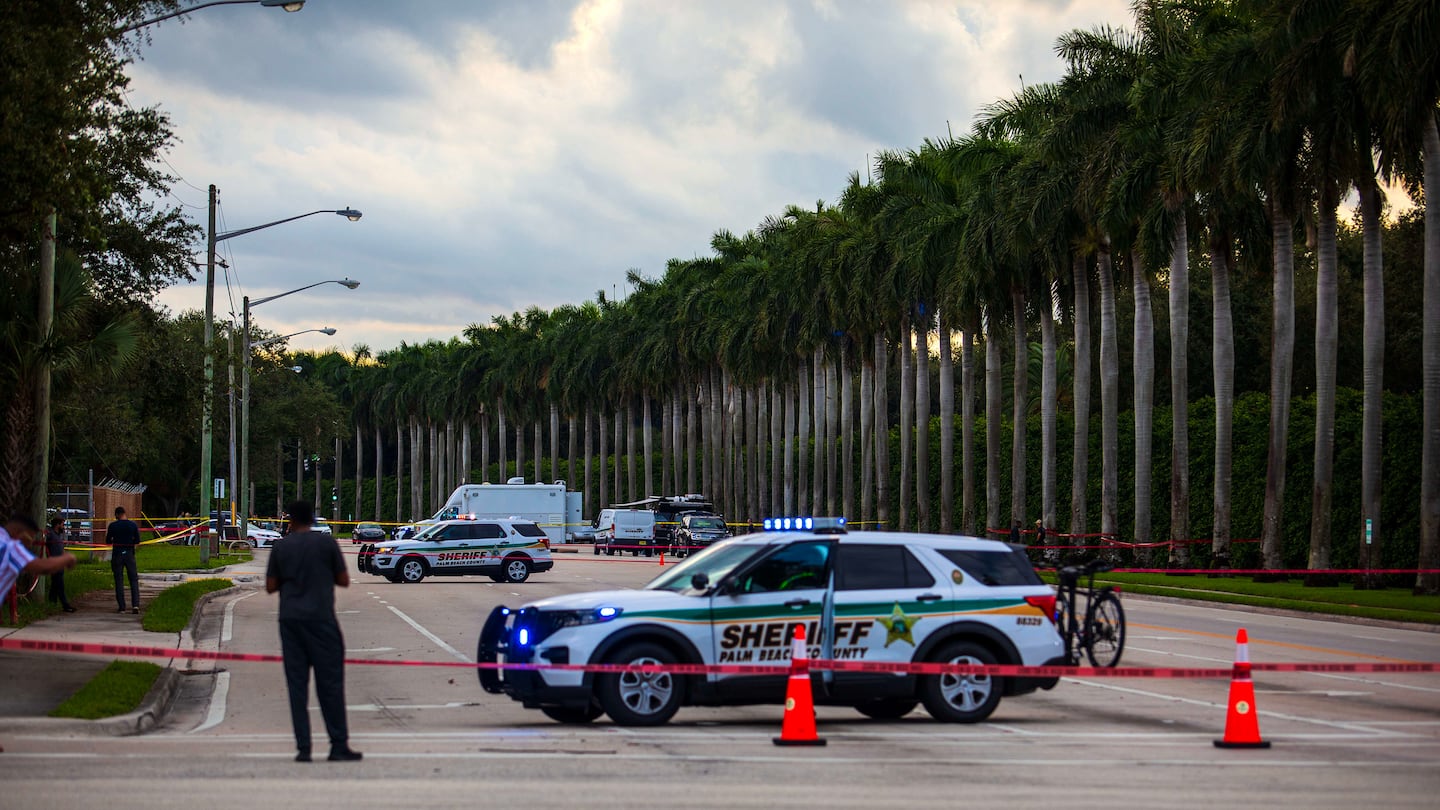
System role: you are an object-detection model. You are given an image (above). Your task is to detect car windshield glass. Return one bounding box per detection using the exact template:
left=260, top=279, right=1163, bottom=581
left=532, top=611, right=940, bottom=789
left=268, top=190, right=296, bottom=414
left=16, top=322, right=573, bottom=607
left=412, top=524, right=445, bottom=541
left=689, top=518, right=725, bottom=531
left=513, top=523, right=546, bottom=537
left=645, top=542, right=759, bottom=592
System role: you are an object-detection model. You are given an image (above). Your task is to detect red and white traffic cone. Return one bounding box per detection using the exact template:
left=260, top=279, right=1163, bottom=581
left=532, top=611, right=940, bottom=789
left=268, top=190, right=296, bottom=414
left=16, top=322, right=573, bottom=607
left=773, top=624, right=826, bottom=746
left=658, top=551, right=665, bottom=566
left=1214, top=628, right=1271, bottom=749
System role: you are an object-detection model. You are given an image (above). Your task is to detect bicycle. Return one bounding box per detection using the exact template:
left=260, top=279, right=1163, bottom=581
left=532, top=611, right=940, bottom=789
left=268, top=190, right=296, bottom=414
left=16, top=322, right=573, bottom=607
left=1054, top=558, right=1126, bottom=667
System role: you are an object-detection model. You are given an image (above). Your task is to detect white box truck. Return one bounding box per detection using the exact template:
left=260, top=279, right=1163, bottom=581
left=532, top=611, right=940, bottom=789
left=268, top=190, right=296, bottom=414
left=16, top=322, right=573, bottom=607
left=397, top=478, right=582, bottom=546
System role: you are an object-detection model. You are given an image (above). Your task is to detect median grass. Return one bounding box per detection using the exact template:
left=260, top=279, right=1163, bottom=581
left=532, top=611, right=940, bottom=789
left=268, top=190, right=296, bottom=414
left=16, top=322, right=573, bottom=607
left=72, top=543, right=250, bottom=572
left=48, top=660, right=163, bottom=720
left=141, top=578, right=233, bottom=632
left=1042, top=572, right=1440, bottom=624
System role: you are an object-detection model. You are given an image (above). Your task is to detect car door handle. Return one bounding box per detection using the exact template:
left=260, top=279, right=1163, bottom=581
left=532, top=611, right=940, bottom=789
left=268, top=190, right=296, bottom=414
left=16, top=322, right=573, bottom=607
left=917, top=593, right=944, bottom=603
left=784, top=598, right=811, bottom=608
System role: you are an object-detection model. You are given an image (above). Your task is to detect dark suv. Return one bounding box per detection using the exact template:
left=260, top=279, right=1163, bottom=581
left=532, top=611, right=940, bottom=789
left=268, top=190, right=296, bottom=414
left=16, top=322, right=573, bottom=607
left=672, top=513, right=731, bottom=556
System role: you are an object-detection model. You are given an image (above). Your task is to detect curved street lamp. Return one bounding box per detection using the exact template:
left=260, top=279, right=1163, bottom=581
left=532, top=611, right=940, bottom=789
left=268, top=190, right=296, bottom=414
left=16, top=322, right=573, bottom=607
left=239, top=283, right=357, bottom=544
left=198, top=192, right=361, bottom=565
left=120, top=0, right=305, bottom=34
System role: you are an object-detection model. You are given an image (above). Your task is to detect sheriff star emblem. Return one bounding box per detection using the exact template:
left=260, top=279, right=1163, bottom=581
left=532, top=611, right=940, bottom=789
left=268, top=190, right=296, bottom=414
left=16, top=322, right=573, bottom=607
left=876, top=603, right=918, bottom=647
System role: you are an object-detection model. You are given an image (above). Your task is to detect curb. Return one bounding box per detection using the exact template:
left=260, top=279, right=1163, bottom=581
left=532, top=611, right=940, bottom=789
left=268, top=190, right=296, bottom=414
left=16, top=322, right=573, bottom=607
left=0, top=581, right=245, bottom=738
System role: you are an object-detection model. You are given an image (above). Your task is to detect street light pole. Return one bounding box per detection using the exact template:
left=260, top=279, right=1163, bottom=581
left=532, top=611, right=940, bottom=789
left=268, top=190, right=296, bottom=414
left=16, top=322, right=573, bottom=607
left=119, top=0, right=306, bottom=34
left=238, top=283, right=354, bottom=546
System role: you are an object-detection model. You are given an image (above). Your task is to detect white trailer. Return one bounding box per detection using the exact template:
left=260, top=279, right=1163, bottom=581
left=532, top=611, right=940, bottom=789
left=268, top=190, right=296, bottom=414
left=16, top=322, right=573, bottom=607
left=405, top=478, right=582, bottom=546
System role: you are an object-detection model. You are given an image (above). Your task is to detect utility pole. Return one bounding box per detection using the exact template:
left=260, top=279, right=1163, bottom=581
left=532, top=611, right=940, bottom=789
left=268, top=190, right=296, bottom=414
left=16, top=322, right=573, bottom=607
left=200, top=185, right=217, bottom=564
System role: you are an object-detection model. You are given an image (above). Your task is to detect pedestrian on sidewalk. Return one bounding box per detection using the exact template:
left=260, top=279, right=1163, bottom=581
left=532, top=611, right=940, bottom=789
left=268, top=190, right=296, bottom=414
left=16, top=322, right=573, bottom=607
left=106, top=506, right=141, bottom=614
left=266, top=499, right=362, bottom=763
left=45, top=517, right=76, bottom=612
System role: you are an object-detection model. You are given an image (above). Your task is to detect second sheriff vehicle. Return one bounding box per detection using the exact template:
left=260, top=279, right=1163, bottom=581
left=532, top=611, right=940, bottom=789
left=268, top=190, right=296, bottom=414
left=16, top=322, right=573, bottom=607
left=358, top=516, right=554, bottom=584
left=478, top=518, right=1065, bottom=725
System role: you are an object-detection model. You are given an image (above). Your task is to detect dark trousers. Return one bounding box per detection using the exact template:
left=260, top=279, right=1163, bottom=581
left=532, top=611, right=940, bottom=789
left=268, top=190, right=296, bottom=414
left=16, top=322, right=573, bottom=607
left=48, top=571, right=72, bottom=608
left=111, top=549, right=139, bottom=609
left=279, top=618, right=349, bottom=752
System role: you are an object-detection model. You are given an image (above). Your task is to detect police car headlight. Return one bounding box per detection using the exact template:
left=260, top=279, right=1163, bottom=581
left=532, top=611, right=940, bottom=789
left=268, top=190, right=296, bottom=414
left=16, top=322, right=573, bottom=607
left=375, top=546, right=394, bottom=555
left=547, top=607, right=623, bottom=630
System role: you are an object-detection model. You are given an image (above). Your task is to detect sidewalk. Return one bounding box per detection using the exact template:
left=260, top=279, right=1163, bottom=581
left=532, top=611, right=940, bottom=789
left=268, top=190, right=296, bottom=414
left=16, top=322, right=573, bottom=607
left=0, top=559, right=266, bottom=737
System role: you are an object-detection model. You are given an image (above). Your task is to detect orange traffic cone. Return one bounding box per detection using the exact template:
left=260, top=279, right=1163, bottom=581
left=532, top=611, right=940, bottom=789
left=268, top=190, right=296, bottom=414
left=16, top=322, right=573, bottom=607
left=658, top=552, right=665, bottom=566
left=773, top=624, right=826, bottom=746
left=1214, top=628, right=1271, bottom=749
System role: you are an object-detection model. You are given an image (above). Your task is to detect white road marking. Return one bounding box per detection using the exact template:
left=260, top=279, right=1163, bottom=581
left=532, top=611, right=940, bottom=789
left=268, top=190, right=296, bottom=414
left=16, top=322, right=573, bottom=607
left=1254, top=690, right=1373, bottom=697
left=345, top=647, right=396, bottom=653
left=189, top=671, right=231, bottom=734
left=316, top=702, right=477, bottom=712
left=385, top=604, right=471, bottom=662
left=221, top=591, right=258, bottom=643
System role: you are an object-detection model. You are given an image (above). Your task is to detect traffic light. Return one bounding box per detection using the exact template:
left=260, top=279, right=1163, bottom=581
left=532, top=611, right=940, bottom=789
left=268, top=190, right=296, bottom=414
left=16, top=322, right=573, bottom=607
left=304, top=457, right=310, bottom=472
left=331, top=486, right=338, bottom=502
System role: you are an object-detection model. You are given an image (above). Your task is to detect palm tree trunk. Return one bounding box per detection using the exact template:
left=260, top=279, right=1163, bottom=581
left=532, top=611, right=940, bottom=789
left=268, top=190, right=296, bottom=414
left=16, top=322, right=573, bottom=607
left=662, top=394, right=673, bottom=494
left=1070, top=254, right=1091, bottom=542
left=798, top=358, right=811, bottom=514
left=462, top=419, right=471, bottom=484
left=1132, top=253, right=1155, bottom=562
left=1040, top=284, right=1057, bottom=538
left=1359, top=178, right=1385, bottom=588
left=1098, top=241, right=1120, bottom=543
left=584, top=409, right=594, bottom=517
left=1011, top=287, right=1028, bottom=531
left=612, top=408, right=622, bottom=501
left=355, top=423, right=363, bottom=521
left=770, top=381, right=782, bottom=514
left=687, top=390, right=698, bottom=493
left=550, top=403, right=560, bottom=485
left=373, top=424, right=383, bottom=521
left=939, top=315, right=954, bottom=533
left=567, top=414, right=577, bottom=487
left=841, top=351, right=854, bottom=523
left=757, top=382, right=769, bottom=517
left=335, top=435, right=343, bottom=521
left=827, top=357, right=840, bottom=516
left=1168, top=216, right=1190, bottom=567
left=860, top=355, right=874, bottom=526
left=1261, top=193, right=1297, bottom=573
left=874, top=334, right=890, bottom=529
left=430, top=421, right=440, bottom=509
left=961, top=323, right=977, bottom=535
left=598, top=409, right=609, bottom=510
left=480, top=411, right=491, bottom=484
left=533, top=421, right=542, bottom=485
left=1419, top=112, right=1440, bottom=596
left=643, top=396, right=654, bottom=497
left=626, top=402, right=638, bottom=502
left=1310, top=188, right=1340, bottom=579
left=711, top=367, right=724, bottom=505
left=899, top=317, right=913, bottom=531
left=497, top=402, right=508, bottom=480
left=916, top=318, right=931, bottom=531
left=411, top=418, right=423, bottom=520
left=395, top=423, right=403, bottom=520
left=516, top=423, right=525, bottom=483
left=784, top=379, right=796, bottom=513
left=813, top=349, right=825, bottom=512
left=985, top=308, right=1002, bottom=536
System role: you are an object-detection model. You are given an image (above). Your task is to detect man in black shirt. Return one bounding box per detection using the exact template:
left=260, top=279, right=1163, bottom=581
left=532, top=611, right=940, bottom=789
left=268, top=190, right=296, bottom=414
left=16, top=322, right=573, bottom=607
left=46, top=518, right=77, bottom=612
left=265, top=500, right=362, bottom=763
left=105, top=506, right=141, bottom=614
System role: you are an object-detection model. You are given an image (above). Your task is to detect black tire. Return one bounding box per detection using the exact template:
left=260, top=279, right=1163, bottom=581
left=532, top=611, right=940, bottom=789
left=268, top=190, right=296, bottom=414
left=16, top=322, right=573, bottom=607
left=919, top=641, right=1003, bottom=723
left=398, top=556, right=427, bottom=583
left=1084, top=592, right=1126, bottom=668
left=540, top=703, right=603, bottom=724
left=1054, top=592, right=1074, bottom=663
left=385, top=574, right=402, bottom=584
left=854, top=699, right=918, bottom=720
left=596, top=642, right=683, bottom=726
left=593, top=543, right=600, bottom=556
left=502, top=555, right=530, bottom=584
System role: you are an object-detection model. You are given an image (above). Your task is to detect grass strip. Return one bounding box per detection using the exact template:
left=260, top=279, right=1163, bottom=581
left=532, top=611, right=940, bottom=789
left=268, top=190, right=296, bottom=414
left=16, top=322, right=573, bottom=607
left=1041, top=572, right=1440, bottom=625
left=73, top=543, right=250, bottom=572
left=141, top=578, right=233, bottom=632
left=48, top=661, right=163, bottom=720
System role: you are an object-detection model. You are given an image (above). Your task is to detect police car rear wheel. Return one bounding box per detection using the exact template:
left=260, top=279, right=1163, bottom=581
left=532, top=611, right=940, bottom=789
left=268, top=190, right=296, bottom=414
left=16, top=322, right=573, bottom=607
left=920, top=641, right=1002, bottom=723
left=854, top=699, right=918, bottom=720
left=399, top=557, right=427, bottom=583
left=502, top=555, right=530, bottom=583
left=597, top=643, right=682, bottom=726
left=540, top=704, right=603, bottom=724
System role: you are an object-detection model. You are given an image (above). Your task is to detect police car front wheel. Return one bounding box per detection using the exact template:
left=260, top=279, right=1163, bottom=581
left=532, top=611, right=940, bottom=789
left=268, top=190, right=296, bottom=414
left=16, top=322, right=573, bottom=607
left=399, top=557, right=428, bottom=583
left=596, top=642, right=683, bottom=726
left=920, top=641, right=1003, bottom=723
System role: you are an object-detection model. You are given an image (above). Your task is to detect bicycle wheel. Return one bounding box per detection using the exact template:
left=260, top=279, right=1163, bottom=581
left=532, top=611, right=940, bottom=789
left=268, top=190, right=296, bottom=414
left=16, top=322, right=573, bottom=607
left=1083, top=592, right=1126, bottom=667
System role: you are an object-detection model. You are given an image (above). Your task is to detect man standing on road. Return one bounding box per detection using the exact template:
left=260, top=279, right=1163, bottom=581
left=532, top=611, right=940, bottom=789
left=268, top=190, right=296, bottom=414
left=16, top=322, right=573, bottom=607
left=106, top=506, right=141, bottom=614
left=265, top=499, right=362, bottom=763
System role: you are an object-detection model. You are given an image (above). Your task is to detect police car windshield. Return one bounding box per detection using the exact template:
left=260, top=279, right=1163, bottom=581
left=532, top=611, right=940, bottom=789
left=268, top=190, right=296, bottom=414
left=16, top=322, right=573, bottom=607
left=411, top=523, right=446, bottom=541
left=645, top=541, right=758, bottom=592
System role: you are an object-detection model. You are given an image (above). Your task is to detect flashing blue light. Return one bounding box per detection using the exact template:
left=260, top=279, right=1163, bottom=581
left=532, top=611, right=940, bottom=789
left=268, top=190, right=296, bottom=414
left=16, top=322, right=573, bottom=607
left=597, top=607, right=618, bottom=618
left=763, top=518, right=774, bottom=530
left=517, top=628, right=530, bottom=646
left=500, top=608, right=510, bottom=616
left=782, top=517, right=792, bottom=530
left=803, top=517, right=814, bottom=530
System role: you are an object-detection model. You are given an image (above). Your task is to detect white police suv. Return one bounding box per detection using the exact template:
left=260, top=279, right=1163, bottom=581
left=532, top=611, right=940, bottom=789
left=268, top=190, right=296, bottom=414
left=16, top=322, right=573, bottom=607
left=357, top=517, right=553, bottom=584
left=477, top=518, right=1065, bottom=725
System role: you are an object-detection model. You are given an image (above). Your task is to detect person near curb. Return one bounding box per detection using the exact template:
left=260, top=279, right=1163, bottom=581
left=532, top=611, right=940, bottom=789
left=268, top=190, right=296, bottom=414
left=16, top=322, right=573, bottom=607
left=106, top=506, right=141, bottom=614
left=1, top=514, right=77, bottom=600
left=266, top=499, right=362, bottom=763
left=45, top=517, right=76, bottom=612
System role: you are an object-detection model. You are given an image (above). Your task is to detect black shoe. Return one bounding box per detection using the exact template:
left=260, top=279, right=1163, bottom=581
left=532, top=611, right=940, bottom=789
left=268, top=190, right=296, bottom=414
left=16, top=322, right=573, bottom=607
left=63, top=606, right=77, bottom=613
left=295, top=749, right=312, bottom=762
left=116, top=607, right=127, bottom=613
left=131, top=606, right=140, bottom=614
left=328, top=747, right=363, bottom=762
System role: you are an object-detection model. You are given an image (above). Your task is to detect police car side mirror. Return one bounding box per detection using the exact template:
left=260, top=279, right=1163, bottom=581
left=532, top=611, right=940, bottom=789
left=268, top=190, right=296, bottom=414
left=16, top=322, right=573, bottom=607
left=690, top=572, right=709, bottom=591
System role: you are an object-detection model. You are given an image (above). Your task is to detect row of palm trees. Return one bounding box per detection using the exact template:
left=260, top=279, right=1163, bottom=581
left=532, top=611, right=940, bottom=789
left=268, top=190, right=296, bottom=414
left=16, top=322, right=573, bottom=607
left=294, top=1, right=1435, bottom=592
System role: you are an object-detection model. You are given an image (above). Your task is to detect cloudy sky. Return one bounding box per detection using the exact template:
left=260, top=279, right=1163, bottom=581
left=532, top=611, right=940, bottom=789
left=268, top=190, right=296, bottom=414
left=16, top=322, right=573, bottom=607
left=134, top=0, right=1131, bottom=353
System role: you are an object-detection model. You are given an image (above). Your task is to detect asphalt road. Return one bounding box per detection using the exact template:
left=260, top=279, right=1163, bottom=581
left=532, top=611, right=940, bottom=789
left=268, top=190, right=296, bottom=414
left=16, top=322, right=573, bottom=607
left=3, top=548, right=1438, bottom=808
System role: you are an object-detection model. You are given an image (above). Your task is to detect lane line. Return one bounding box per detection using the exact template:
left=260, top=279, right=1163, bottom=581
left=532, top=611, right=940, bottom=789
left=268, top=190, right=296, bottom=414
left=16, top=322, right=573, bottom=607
left=221, top=591, right=258, bottom=644
left=385, top=604, right=471, bottom=662
left=189, top=671, right=231, bottom=734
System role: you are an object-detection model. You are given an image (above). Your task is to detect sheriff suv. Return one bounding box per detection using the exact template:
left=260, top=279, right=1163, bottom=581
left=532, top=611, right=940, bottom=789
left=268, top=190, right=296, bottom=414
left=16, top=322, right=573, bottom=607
left=358, top=517, right=553, bottom=584
left=477, top=520, right=1064, bottom=725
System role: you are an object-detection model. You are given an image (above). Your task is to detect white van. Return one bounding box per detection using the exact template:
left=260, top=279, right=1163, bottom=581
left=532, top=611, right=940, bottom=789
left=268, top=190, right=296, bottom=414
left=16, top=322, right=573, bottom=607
left=594, top=509, right=657, bottom=556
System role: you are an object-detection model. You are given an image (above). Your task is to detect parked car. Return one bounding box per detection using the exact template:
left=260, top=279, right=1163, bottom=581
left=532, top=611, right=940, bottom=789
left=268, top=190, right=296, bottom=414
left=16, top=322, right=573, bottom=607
left=352, top=522, right=387, bottom=543
left=672, top=513, right=731, bottom=556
